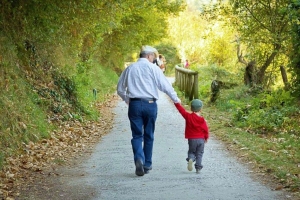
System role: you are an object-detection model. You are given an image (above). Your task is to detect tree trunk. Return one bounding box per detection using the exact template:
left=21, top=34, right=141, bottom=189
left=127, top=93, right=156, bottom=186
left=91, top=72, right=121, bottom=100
left=210, top=80, right=221, bottom=103
left=235, top=37, right=256, bottom=86
left=256, top=44, right=281, bottom=85
left=280, top=65, right=290, bottom=90
left=244, top=60, right=256, bottom=86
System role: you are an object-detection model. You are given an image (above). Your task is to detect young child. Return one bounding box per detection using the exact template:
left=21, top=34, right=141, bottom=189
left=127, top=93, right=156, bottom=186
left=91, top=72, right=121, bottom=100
left=174, top=99, right=209, bottom=173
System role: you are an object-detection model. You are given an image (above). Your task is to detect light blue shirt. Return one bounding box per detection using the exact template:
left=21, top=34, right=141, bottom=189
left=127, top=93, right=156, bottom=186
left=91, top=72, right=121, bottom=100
left=117, top=58, right=180, bottom=103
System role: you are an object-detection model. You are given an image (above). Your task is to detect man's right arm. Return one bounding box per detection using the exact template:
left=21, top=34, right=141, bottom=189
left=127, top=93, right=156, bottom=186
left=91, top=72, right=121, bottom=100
left=117, top=71, right=129, bottom=103
left=155, top=72, right=181, bottom=103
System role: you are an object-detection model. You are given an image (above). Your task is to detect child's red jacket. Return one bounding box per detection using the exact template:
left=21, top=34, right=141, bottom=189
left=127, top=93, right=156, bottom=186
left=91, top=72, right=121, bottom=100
left=174, top=103, right=209, bottom=140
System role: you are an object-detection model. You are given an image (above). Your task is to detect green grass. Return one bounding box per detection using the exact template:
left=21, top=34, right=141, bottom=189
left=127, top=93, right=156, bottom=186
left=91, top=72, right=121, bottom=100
left=0, top=60, right=119, bottom=170
left=210, top=116, right=300, bottom=193
left=74, top=61, right=119, bottom=120
left=0, top=65, right=51, bottom=169
left=209, top=85, right=300, bottom=193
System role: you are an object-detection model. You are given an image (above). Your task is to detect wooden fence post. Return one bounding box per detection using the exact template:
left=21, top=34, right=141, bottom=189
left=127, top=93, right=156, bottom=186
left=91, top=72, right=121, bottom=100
left=175, top=65, right=199, bottom=101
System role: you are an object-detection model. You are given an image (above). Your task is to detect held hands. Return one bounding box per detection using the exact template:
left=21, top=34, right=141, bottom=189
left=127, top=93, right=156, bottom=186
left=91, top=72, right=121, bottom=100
left=175, top=98, right=181, bottom=104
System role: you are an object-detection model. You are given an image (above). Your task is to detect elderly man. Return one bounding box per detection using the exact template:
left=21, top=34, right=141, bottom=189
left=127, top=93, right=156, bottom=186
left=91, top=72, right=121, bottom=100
left=117, top=45, right=181, bottom=176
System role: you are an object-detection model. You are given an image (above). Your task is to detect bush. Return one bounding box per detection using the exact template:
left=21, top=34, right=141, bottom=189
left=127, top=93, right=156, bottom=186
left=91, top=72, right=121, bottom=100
left=230, top=89, right=299, bottom=134
left=192, top=64, right=241, bottom=101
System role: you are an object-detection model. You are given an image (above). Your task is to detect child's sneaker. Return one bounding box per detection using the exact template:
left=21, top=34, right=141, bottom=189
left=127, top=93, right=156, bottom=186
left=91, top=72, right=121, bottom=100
left=196, top=166, right=203, bottom=174
left=187, top=159, right=193, bottom=171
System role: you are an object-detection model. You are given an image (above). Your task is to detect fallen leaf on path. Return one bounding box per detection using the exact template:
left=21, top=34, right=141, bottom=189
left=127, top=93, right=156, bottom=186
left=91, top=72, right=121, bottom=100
left=275, top=185, right=283, bottom=190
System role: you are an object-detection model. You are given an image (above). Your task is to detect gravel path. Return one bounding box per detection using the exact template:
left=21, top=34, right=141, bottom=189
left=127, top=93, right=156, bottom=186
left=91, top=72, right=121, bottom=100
left=55, top=78, right=290, bottom=200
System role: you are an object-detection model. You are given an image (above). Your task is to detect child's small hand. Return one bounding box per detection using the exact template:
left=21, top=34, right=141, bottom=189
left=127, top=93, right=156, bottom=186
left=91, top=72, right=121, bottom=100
left=174, top=99, right=181, bottom=104
left=205, top=139, right=208, bottom=143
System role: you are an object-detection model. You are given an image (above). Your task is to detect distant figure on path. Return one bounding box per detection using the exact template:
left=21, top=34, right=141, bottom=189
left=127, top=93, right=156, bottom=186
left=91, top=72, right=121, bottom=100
left=184, top=59, right=190, bottom=69
left=117, top=45, right=181, bottom=176
left=153, top=54, right=165, bottom=73
left=158, top=54, right=166, bottom=73
left=174, top=99, right=209, bottom=173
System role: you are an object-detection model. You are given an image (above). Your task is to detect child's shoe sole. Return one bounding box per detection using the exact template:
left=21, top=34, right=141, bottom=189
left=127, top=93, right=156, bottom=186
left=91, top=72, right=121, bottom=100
left=187, top=159, right=193, bottom=171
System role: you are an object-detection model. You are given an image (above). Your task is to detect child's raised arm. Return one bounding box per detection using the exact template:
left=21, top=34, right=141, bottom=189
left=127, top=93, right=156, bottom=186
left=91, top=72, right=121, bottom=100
left=174, top=102, right=189, bottom=119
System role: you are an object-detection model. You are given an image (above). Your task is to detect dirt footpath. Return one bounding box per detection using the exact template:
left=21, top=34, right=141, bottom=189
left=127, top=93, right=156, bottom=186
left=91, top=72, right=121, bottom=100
left=20, top=78, right=293, bottom=200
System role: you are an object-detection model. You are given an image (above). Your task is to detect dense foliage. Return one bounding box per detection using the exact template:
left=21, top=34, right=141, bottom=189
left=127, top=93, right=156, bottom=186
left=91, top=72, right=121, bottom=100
left=0, top=0, right=184, bottom=168
left=176, top=1, right=300, bottom=143
left=289, top=0, right=300, bottom=97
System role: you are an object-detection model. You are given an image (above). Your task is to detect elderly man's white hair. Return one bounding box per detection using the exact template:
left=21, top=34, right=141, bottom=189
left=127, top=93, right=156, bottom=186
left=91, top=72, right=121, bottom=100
left=141, top=45, right=159, bottom=57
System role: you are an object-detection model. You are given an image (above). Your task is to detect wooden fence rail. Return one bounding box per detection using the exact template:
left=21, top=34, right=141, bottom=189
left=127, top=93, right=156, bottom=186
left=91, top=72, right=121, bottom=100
left=174, top=65, right=198, bottom=101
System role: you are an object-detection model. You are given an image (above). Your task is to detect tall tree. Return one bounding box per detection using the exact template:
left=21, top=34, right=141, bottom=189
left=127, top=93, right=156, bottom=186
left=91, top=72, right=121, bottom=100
left=95, top=0, right=184, bottom=71
left=0, top=0, right=183, bottom=72
left=212, top=0, right=291, bottom=86
left=168, top=10, right=209, bottom=64
left=168, top=3, right=238, bottom=70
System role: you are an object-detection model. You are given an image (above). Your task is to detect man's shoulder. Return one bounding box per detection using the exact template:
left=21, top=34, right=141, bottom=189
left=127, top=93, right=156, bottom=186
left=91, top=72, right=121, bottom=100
left=128, top=59, right=147, bottom=67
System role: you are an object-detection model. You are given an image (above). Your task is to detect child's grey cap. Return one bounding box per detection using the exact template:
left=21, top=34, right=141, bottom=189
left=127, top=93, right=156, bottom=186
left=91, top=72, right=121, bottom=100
left=191, top=99, right=203, bottom=112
